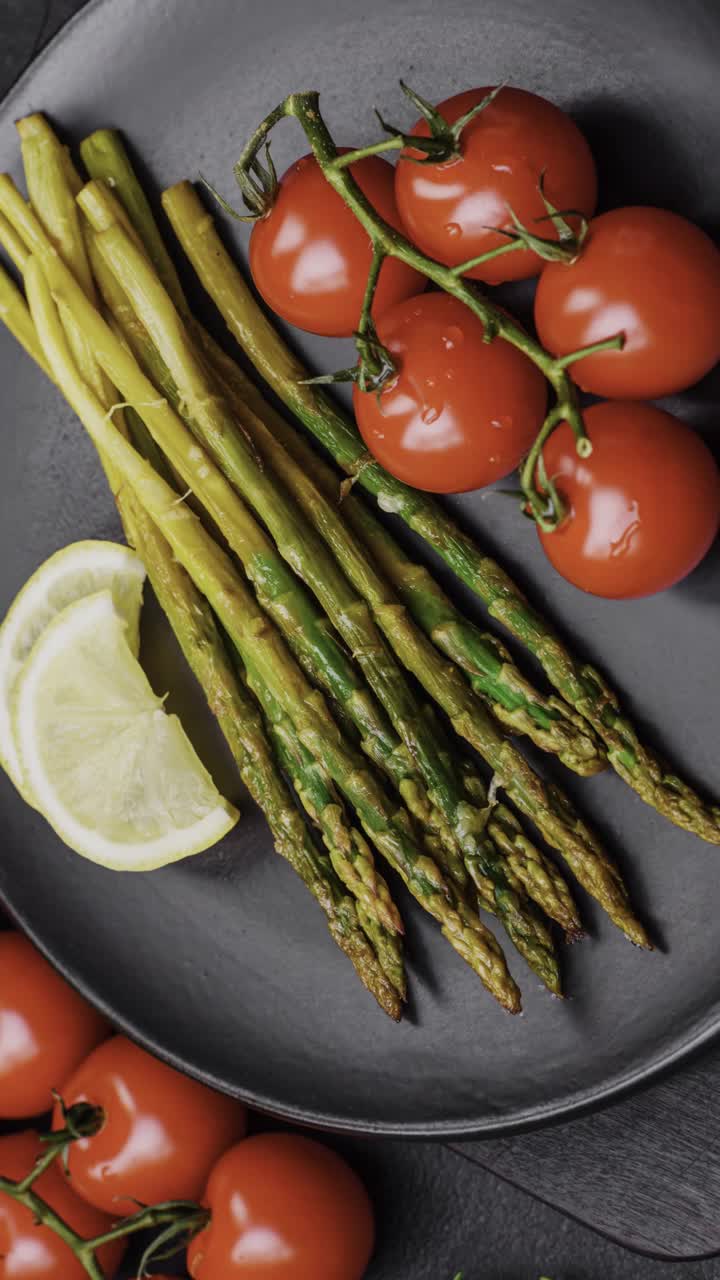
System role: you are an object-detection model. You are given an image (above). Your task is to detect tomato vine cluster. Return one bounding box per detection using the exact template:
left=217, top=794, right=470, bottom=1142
left=229, top=83, right=720, bottom=600
left=0, top=931, right=374, bottom=1279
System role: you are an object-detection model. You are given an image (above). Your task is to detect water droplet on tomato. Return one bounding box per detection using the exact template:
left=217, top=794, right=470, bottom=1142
left=490, top=415, right=513, bottom=430
left=444, top=222, right=462, bottom=239
left=421, top=406, right=440, bottom=425
left=425, top=375, right=438, bottom=389
left=442, top=325, right=464, bottom=351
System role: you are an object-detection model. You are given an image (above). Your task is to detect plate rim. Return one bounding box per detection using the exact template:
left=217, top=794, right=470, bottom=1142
left=1, top=0, right=719, bottom=1141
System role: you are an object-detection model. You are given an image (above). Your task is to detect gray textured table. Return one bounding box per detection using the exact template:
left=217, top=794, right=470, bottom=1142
left=3, top=3, right=720, bottom=1277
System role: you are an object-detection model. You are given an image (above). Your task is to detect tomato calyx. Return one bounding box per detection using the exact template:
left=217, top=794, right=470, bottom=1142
left=44, top=1096, right=105, bottom=1166
left=200, top=139, right=279, bottom=223
left=327, top=83, right=509, bottom=176
left=302, top=318, right=397, bottom=395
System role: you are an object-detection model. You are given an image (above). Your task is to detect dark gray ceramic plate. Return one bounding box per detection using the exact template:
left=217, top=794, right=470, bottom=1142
left=1, top=0, right=719, bottom=1138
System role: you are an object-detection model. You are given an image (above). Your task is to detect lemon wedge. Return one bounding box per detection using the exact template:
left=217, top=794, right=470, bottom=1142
left=13, top=590, right=238, bottom=869
left=0, top=540, right=147, bottom=797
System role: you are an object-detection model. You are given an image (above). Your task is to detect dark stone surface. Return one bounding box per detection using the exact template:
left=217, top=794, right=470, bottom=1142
left=3, top=4, right=720, bottom=1279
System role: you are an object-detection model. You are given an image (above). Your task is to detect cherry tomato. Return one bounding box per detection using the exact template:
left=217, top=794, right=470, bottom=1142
left=0, top=1130, right=125, bottom=1279
left=537, top=401, right=720, bottom=598
left=394, top=86, right=597, bottom=284
left=52, top=1034, right=247, bottom=1215
left=187, top=1133, right=374, bottom=1280
left=0, top=932, right=108, bottom=1118
left=353, top=291, right=547, bottom=493
left=249, top=151, right=423, bottom=337
left=535, top=206, right=720, bottom=399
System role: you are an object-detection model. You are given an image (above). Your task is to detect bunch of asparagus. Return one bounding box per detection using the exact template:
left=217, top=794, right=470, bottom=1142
left=9, top=112, right=712, bottom=1021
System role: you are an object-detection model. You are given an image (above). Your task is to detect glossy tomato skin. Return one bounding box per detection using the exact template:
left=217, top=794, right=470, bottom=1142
left=187, top=1133, right=374, bottom=1280
left=52, top=1034, right=247, bottom=1215
left=538, top=401, right=720, bottom=598
left=249, top=151, right=422, bottom=337
left=394, top=86, right=597, bottom=284
left=353, top=292, right=547, bottom=493
left=0, top=1131, right=125, bottom=1279
left=0, top=932, right=108, bottom=1118
left=535, top=207, right=720, bottom=399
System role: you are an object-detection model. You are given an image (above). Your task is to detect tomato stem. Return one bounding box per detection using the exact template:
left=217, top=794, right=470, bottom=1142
left=329, top=136, right=404, bottom=168
left=230, top=90, right=612, bottom=524
left=553, top=331, right=625, bottom=370
left=0, top=1142, right=208, bottom=1280
left=0, top=1174, right=105, bottom=1279
left=448, top=239, right=523, bottom=276
left=82, top=1200, right=210, bottom=1253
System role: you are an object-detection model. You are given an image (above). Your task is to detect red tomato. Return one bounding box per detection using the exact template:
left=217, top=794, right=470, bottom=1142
left=538, top=401, right=720, bottom=598
left=187, top=1133, right=374, bottom=1280
left=394, top=86, right=597, bottom=284
left=249, top=151, right=423, bottom=336
left=353, top=291, right=547, bottom=493
left=52, top=1034, right=247, bottom=1215
left=0, top=1130, right=125, bottom=1279
left=535, top=207, right=720, bottom=399
left=0, top=932, right=108, bottom=1118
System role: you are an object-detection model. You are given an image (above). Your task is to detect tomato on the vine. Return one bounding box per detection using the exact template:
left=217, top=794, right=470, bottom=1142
left=249, top=151, right=423, bottom=337
left=0, top=932, right=108, bottom=1119
left=52, top=1034, right=247, bottom=1215
left=353, top=291, right=547, bottom=493
left=0, top=1131, right=125, bottom=1279
left=187, top=1133, right=374, bottom=1280
left=537, top=401, right=720, bottom=598
left=394, top=86, right=597, bottom=284
left=535, top=206, right=720, bottom=399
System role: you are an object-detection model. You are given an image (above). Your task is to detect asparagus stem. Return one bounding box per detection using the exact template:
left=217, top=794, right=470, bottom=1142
left=126, top=502, right=403, bottom=1019
left=102, top=204, right=630, bottom=953
left=0, top=210, right=31, bottom=272
left=81, top=194, right=561, bottom=987
left=160, top=179, right=720, bottom=850
left=75, top=135, right=598, bottom=957
left=8, top=137, right=400, bottom=1019
left=17, top=116, right=95, bottom=299
left=241, top=652, right=407, bottom=998
left=24, top=251, right=519, bottom=1012
left=16, top=115, right=121, bottom=496
left=0, top=259, right=52, bottom=375
left=80, top=128, right=188, bottom=311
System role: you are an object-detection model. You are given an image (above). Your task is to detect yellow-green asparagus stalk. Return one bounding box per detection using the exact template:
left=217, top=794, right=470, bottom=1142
left=20, top=245, right=520, bottom=1013
left=79, top=190, right=565, bottom=986
left=5, top=128, right=402, bottom=1018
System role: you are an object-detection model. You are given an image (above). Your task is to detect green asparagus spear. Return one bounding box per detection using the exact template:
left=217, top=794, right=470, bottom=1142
left=17, top=116, right=117, bottom=430
left=127, top=494, right=404, bottom=1019
left=22, top=247, right=520, bottom=1013
left=161, top=179, right=720, bottom=847
left=70, top=157, right=571, bottom=952
left=84, top=206, right=629, bottom=954
left=0, top=258, right=52, bottom=375
left=422, top=704, right=581, bottom=941
left=242, top=655, right=406, bottom=998
left=78, top=186, right=562, bottom=987
left=0, top=210, right=31, bottom=273
left=7, top=130, right=403, bottom=1018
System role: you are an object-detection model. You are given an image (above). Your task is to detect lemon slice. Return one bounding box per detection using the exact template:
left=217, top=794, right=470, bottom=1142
left=14, top=590, right=238, bottom=870
left=0, top=540, right=147, bottom=797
